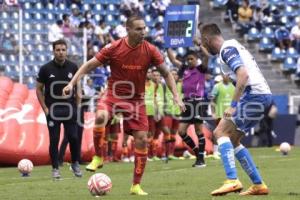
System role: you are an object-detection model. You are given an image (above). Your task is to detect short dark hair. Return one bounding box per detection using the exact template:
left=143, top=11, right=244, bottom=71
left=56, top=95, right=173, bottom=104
left=186, top=50, right=198, bottom=58
left=201, top=23, right=222, bottom=38
left=126, top=15, right=144, bottom=28
left=62, top=14, right=69, bottom=21
left=52, top=39, right=67, bottom=50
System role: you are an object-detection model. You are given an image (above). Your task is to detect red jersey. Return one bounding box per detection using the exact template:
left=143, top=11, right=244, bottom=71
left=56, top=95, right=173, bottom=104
left=95, top=37, right=164, bottom=98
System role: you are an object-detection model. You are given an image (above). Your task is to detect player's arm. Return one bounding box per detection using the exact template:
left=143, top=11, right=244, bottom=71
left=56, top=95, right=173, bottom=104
left=232, top=66, right=248, bottom=102
left=36, top=82, right=48, bottom=115
left=221, top=46, right=249, bottom=117
left=63, top=58, right=102, bottom=95
left=156, top=63, right=185, bottom=112
left=167, top=48, right=183, bottom=68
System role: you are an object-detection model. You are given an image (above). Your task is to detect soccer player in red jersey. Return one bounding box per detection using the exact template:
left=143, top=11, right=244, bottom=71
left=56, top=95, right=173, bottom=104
left=63, top=15, right=185, bottom=195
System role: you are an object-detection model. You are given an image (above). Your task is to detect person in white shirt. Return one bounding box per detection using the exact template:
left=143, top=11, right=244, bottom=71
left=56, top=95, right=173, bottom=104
left=48, top=20, right=63, bottom=43
left=290, top=21, right=300, bottom=53
left=201, top=23, right=272, bottom=196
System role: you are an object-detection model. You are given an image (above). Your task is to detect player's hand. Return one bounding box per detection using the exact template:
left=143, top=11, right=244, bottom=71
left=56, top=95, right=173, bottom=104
left=62, top=83, right=73, bottom=96
left=223, top=107, right=236, bottom=119
left=43, top=107, right=49, bottom=116
left=173, top=96, right=186, bottom=112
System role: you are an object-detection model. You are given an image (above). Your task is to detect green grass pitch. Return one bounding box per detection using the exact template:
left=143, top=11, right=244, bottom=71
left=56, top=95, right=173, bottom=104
left=0, top=147, right=299, bottom=200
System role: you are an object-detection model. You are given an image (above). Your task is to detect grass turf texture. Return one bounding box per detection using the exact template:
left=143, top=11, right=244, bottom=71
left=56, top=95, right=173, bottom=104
left=0, top=147, right=299, bottom=200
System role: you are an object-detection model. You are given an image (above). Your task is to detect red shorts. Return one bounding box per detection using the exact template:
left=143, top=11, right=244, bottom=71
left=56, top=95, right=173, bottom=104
left=97, top=93, right=148, bottom=132
left=164, top=115, right=179, bottom=131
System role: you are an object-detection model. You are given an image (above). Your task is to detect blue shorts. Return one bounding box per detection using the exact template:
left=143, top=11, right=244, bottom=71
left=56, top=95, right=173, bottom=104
left=232, top=94, right=272, bottom=134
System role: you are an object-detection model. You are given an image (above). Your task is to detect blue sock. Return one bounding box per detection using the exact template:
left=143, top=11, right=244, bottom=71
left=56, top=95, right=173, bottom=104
left=217, top=137, right=237, bottom=180
left=234, top=144, right=262, bottom=184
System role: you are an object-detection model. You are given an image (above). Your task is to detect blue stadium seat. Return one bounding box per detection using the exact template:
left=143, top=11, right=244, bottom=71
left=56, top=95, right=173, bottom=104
left=280, top=16, right=294, bottom=29
left=283, top=6, right=297, bottom=18
left=93, top=4, right=102, bottom=12
left=261, top=27, right=275, bottom=40
left=282, top=57, right=297, bottom=73
left=271, top=47, right=285, bottom=62
left=107, top=4, right=117, bottom=14
left=258, top=37, right=275, bottom=52
left=285, top=0, right=300, bottom=7
left=0, top=55, right=9, bottom=66
left=269, top=0, right=284, bottom=7
left=286, top=47, right=299, bottom=59
left=145, top=14, right=154, bottom=27
left=211, top=0, right=228, bottom=9
left=246, top=27, right=261, bottom=42
left=27, top=77, right=36, bottom=89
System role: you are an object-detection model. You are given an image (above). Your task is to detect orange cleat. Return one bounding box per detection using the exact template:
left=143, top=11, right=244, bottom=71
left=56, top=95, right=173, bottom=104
left=211, top=179, right=243, bottom=196
left=239, top=183, right=269, bottom=196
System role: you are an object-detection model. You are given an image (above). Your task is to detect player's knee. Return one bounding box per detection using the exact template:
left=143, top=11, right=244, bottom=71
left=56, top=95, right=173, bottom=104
left=135, top=134, right=148, bottom=146
left=95, top=112, right=108, bottom=126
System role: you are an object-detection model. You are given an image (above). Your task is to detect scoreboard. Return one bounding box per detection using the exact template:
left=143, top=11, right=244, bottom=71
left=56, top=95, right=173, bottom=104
left=164, top=5, right=199, bottom=48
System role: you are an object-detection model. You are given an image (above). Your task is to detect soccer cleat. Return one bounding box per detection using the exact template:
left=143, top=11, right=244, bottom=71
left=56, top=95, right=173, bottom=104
left=130, top=184, right=148, bottom=195
left=71, top=162, right=83, bottom=177
left=192, top=159, right=206, bottom=168
left=239, top=183, right=269, bottom=196
left=168, top=155, right=179, bottom=160
left=86, top=156, right=103, bottom=172
left=152, top=156, right=161, bottom=161
left=211, top=179, right=243, bottom=196
left=52, top=168, right=61, bottom=180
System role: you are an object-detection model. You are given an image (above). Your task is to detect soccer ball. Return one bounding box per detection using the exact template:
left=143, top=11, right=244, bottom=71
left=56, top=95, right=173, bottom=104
left=17, top=159, right=33, bottom=176
left=88, top=173, right=112, bottom=196
left=279, top=142, right=291, bottom=155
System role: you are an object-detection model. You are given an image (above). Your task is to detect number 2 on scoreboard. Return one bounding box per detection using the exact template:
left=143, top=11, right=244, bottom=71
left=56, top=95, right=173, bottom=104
left=185, top=20, right=193, bottom=37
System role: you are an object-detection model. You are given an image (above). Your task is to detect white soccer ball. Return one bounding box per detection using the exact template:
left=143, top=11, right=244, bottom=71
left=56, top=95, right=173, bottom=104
left=17, top=159, right=33, bottom=176
left=280, top=142, right=291, bottom=155
left=88, top=173, right=112, bottom=196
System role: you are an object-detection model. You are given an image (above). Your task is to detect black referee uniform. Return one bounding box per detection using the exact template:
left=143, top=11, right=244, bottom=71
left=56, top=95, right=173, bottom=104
left=37, top=59, right=80, bottom=171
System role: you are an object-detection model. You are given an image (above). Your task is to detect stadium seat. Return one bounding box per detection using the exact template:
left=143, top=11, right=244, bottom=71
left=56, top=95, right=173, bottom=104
left=107, top=4, right=116, bottom=14
left=24, top=2, right=31, bottom=10
left=285, top=0, right=300, bottom=7
left=93, top=4, right=102, bottom=12
left=258, top=37, right=275, bottom=52
left=12, top=12, right=19, bottom=20
left=271, top=47, right=285, bottom=62
left=286, top=48, right=299, bottom=60
left=283, top=6, right=297, bottom=18
left=1, top=11, right=9, bottom=20
left=269, top=0, right=284, bottom=7
left=246, top=27, right=261, bottom=42
left=261, top=27, right=275, bottom=40
left=280, top=16, right=293, bottom=29
left=282, top=57, right=297, bottom=73
left=145, top=14, right=154, bottom=27
left=210, top=0, right=228, bottom=9
left=83, top=4, right=90, bottom=12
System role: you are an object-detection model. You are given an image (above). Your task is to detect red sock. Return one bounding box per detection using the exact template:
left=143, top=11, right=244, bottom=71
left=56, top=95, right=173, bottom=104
left=112, top=140, right=118, bottom=161
left=93, top=127, right=105, bottom=157
left=152, top=139, right=158, bottom=157
left=133, top=148, right=148, bottom=185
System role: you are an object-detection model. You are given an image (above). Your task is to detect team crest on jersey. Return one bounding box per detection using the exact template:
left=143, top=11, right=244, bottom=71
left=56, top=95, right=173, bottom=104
left=68, top=73, right=73, bottom=79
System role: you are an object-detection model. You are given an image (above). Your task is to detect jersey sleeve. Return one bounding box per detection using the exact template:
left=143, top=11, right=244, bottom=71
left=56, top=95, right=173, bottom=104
left=150, top=45, right=164, bottom=66
left=36, top=66, right=46, bottom=84
left=95, top=43, right=114, bottom=64
left=220, top=46, right=243, bottom=73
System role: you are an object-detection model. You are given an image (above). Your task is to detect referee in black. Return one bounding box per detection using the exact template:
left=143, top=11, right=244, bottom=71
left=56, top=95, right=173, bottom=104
left=36, top=39, right=82, bottom=179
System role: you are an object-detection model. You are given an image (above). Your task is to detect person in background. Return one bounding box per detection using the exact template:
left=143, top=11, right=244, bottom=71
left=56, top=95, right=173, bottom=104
left=36, top=39, right=82, bottom=179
